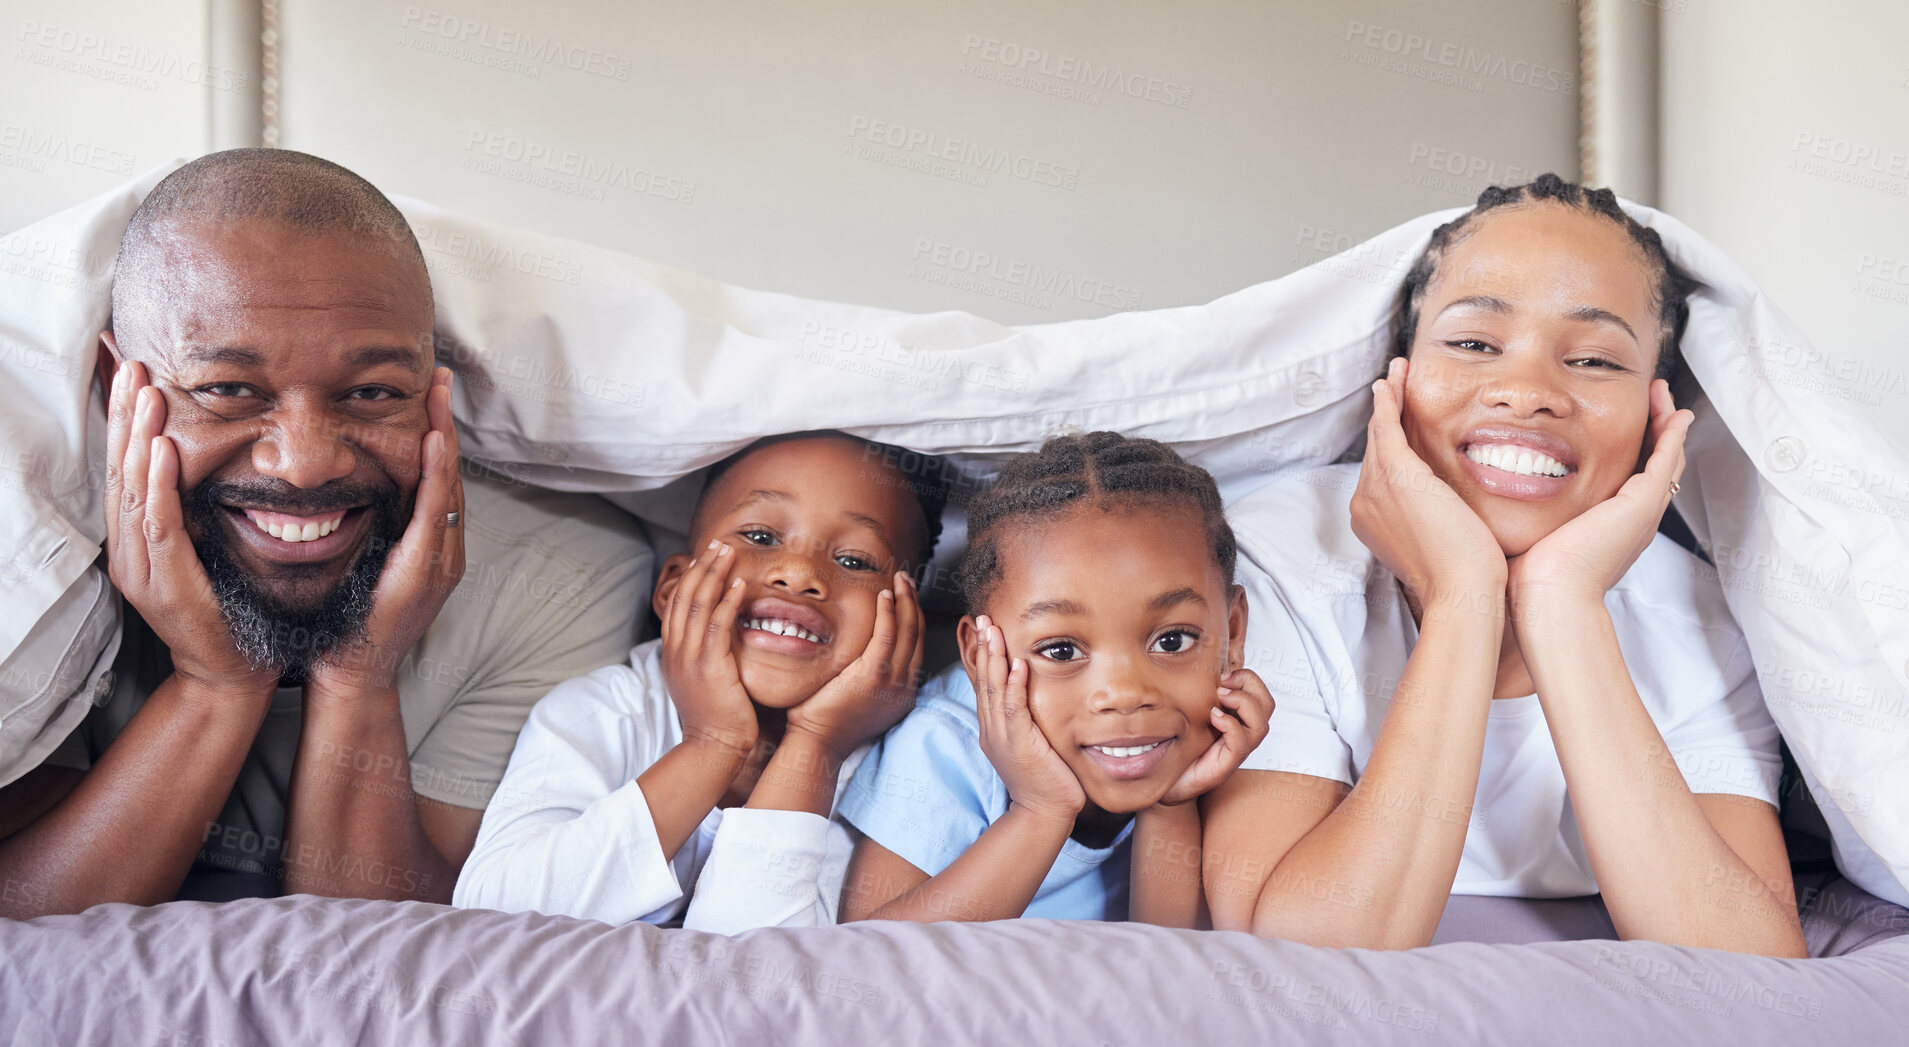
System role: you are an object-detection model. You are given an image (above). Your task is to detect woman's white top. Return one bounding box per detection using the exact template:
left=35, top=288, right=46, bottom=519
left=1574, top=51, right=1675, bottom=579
left=1234, top=464, right=1783, bottom=898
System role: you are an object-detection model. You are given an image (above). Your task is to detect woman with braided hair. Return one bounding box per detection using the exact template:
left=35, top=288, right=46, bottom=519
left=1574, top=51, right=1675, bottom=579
left=1200, top=175, right=1807, bottom=955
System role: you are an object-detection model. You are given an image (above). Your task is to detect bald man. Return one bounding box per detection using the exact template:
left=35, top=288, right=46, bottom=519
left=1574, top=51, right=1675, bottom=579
left=0, top=150, right=649, bottom=915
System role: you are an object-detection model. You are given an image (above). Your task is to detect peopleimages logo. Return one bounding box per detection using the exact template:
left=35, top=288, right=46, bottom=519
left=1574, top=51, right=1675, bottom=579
left=1787, top=131, right=1909, bottom=198
left=463, top=130, right=696, bottom=204
left=14, top=19, right=251, bottom=92
left=909, top=238, right=1143, bottom=312
left=1342, top=19, right=1574, bottom=93
left=0, top=336, right=86, bottom=381
left=0, top=123, right=136, bottom=176
left=412, top=221, right=584, bottom=286
left=847, top=116, right=1080, bottom=190
left=1406, top=143, right=1537, bottom=185
left=1791, top=132, right=1909, bottom=175
left=399, top=6, right=633, bottom=80
left=957, top=34, right=1192, bottom=109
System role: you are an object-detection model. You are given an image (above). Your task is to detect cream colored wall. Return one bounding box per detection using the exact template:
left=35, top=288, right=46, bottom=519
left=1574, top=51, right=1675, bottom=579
left=5, top=2, right=1896, bottom=409
left=3, top=2, right=1582, bottom=319
left=270, top=0, right=1581, bottom=323
left=1661, top=0, right=1909, bottom=449
left=0, top=0, right=216, bottom=231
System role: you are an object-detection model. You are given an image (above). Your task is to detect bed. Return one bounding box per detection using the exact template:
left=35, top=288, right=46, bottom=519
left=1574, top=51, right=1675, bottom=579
left=1, top=168, right=1904, bottom=1042
left=1, top=870, right=1903, bottom=1045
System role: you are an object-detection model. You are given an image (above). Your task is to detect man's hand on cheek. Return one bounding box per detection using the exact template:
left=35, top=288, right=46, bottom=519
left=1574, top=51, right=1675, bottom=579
left=783, top=572, right=924, bottom=759
left=105, top=361, right=277, bottom=699
left=304, top=368, right=466, bottom=703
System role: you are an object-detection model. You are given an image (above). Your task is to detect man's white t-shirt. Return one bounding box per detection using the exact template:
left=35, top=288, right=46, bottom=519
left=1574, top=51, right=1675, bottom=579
left=1233, top=464, right=1784, bottom=899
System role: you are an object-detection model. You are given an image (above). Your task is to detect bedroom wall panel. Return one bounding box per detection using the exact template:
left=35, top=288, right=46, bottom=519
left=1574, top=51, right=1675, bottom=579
left=272, top=0, right=1582, bottom=323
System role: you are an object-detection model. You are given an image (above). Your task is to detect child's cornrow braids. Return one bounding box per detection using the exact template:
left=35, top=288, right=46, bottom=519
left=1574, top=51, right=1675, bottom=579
left=955, top=431, right=1237, bottom=611
left=1392, top=172, right=1700, bottom=381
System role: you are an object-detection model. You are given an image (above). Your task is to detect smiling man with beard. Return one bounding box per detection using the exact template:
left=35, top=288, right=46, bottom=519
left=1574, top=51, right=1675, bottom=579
left=0, top=150, right=649, bottom=914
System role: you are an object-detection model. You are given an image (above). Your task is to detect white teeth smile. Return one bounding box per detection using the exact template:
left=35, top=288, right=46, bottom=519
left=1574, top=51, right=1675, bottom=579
left=1465, top=443, right=1571, bottom=479
left=742, top=618, right=828, bottom=644
left=1090, top=741, right=1162, bottom=758
left=242, top=509, right=347, bottom=544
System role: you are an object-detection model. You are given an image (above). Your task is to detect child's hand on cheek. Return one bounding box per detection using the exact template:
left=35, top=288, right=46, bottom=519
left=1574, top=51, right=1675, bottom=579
left=658, top=541, right=759, bottom=758
left=972, top=616, right=1086, bottom=826
left=1157, top=669, right=1274, bottom=807
left=784, top=572, right=926, bottom=759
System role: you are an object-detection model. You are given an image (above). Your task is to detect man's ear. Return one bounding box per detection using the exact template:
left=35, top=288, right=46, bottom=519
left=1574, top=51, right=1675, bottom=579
left=651, top=553, right=692, bottom=623
left=95, top=332, right=122, bottom=408
left=1224, top=583, right=1249, bottom=674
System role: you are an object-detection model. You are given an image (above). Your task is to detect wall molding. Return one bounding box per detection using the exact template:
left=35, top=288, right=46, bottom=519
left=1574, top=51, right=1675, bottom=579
left=261, top=0, right=280, bottom=147
left=1579, top=0, right=1661, bottom=203
left=206, top=0, right=264, bottom=149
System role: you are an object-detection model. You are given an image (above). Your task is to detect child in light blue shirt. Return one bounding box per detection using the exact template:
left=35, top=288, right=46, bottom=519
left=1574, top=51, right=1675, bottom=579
left=838, top=432, right=1275, bottom=925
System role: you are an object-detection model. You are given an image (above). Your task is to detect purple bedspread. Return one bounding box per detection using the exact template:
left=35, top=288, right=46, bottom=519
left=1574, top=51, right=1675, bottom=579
left=2, top=875, right=1904, bottom=1046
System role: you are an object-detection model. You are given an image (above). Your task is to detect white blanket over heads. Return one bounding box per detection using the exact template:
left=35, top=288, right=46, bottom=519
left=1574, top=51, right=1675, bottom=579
left=2, top=163, right=1903, bottom=906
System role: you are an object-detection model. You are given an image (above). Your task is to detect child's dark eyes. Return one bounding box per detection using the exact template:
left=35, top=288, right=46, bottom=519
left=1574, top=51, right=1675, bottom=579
left=1034, top=640, right=1081, bottom=663
left=1150, top=629, right=1199, bottom=654
left=1446, top=339, right=1496, bottom=354
left=1034, top=630, right=1199, bottom=662
left=734, top=528, right=880, bottom=572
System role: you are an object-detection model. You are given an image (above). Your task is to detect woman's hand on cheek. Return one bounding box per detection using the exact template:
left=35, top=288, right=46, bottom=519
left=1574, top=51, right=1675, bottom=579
left=1509, top=379, right=1693, bottom=612
left=1157, top=669, right=1274, bottom=806
left=1351, top=358, right=1507, bottom=607
left=784, top=572, right=925, bottom=758
left=971, top=616, right=1085, bottom=826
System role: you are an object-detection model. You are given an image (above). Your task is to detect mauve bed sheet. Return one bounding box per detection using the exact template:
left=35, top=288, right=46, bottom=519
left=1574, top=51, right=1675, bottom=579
left=2, top=873, right=1904, bottom=1046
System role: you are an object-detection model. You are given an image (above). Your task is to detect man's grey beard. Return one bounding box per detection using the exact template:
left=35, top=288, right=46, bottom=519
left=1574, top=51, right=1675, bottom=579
left=185, top=478, right=411, bottom=684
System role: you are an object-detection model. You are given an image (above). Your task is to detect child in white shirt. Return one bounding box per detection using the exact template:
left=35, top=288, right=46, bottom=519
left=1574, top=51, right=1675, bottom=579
left=453, top=433, right=947, bottom=931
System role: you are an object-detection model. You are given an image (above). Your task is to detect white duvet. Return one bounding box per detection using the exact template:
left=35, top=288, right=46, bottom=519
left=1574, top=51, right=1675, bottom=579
left=2, top=164, right=1902, bottom=906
